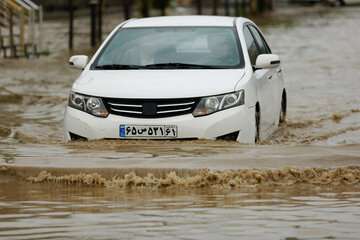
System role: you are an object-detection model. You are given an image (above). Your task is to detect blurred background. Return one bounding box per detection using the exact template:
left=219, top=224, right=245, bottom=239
left=0, top=0, right=353, bottom=58
left=1, top=1, right=360, bottom=240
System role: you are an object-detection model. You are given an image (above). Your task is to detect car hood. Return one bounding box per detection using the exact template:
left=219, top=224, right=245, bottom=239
left=73, top=69, right=245, bottom=99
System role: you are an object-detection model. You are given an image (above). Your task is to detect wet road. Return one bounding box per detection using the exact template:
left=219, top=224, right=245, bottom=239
left=0, top=6, right=360, bottom=240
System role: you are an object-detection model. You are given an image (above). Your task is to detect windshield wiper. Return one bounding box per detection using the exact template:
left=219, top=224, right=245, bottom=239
left=143, top=63, right=227, bottom=69
left=94, top=64, right=145, bottom=70
left=94, top=63, right=229, bottom=70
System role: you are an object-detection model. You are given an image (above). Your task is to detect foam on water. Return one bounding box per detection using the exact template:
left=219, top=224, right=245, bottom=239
left=2, top=165, right=360, bottom=189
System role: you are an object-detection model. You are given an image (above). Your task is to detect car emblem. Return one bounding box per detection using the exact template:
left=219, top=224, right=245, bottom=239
left=142, top=102, right=157, bottom=116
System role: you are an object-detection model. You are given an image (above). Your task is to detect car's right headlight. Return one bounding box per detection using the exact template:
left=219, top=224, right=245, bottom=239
left=68, top=91, right=109, bottom=118
left=193, top=90, right=245, bottom=117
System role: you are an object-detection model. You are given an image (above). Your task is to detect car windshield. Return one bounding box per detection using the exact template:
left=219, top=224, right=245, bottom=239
left=92, top=27, right=244, bottom=70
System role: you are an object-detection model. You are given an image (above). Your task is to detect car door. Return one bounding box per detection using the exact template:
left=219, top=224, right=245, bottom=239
left=243, top=25, right=274, bottom=132
left=248, top=25, right=281, bottom=127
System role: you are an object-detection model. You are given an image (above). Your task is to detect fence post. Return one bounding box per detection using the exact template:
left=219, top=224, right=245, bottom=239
left=234, top=0, right=240, bottom=16
left=9, top=9, right=15, bottom=57
left=90, top=0, right=97, bottom=48
left=250, top=0, right=257, bottom=14
left=258, top=0, right=266, bottom=13
left=38, top=6, right=43, bottom=53
left=97, top=0, right=103, bottom=43
left=141, top=0, right=149, bottom=17
left=196, top=0, right=202, bottom=15
left=68, top=0, right=74, bottom=50
left=224, top=0, right=230, bottom=16
left=19, top=9, right=25, bottom=56
left=160, top=0, right=166, bottom=16
left=241, top=0, right=247, bottom=15
left=212, top=0, right=218, bottom=15
left=123, top=0, right=131, bottom=19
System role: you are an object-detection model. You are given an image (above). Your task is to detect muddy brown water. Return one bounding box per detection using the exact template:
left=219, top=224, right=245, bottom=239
left=0, top=7, right=360, bottom=240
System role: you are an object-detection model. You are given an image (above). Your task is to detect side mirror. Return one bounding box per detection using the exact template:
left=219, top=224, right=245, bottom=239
left=69, top=55, right=89, bottom=69
left=255, top=54, right=280, bottom=69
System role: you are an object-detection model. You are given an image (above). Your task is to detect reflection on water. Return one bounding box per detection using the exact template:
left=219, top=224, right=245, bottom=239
left=0, top=6, right=360, bottom=240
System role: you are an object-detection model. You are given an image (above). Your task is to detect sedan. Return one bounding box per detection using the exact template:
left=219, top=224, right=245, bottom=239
left=65, top=16, right=287, bottom=143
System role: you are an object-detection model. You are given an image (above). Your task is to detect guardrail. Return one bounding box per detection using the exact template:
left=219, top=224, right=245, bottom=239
left=0, top=0, right=43, bottom=58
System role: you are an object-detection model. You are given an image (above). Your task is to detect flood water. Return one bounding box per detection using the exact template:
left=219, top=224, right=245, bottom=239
left=1, top=6, right=360, bottom=240
left=1, top=183, right=360, bottom=240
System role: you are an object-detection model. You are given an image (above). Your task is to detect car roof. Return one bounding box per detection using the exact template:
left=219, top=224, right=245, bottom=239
left=123, top=16, right=250, bottom=28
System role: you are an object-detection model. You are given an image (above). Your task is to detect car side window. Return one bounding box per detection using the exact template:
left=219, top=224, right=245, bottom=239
left=248, top=25, right=271, bottom=54
left=243, top=26, right=259, bottom=66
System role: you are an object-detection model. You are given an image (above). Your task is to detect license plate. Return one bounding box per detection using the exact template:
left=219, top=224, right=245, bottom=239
left=119, top=125, right=178, bottom=138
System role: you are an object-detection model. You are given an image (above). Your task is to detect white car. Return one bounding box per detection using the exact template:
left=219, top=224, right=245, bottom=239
left=65, top=16, right=286, bottom=143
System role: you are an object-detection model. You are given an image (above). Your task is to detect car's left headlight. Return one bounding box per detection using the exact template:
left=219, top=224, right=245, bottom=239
left=68, top=91, right=109, bottom=118
left=193, top=90, right=245, bottom=117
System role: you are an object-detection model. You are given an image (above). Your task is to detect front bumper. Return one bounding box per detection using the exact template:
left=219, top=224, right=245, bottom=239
left=64, top=105, right=255, bottom=143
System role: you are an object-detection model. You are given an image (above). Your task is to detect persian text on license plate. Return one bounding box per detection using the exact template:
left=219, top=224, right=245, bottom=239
left=119, top=125, right=178, bottom=138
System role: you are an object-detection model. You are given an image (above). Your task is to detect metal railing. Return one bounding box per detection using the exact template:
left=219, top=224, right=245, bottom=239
left=0, top=0, right=43, bottom=58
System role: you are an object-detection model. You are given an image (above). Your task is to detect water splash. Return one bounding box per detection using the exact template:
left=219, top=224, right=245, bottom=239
left=13, top=166, right=360, bottom=189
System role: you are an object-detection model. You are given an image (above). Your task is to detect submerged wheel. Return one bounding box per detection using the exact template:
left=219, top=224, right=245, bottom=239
left=255, top=106, right=260, bottom=143
left=279, top=91, right=287, bottom=126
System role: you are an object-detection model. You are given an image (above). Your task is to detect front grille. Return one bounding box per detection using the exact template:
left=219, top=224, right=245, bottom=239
left=103, top=97, right=200, bottom=118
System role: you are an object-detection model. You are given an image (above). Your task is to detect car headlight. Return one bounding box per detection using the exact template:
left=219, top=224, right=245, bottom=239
left=193, top=90, right=245, bottom=117
left=68, top=92, right=109, bottom=118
